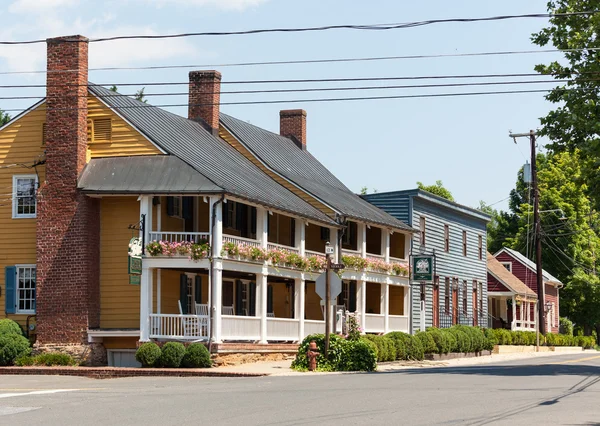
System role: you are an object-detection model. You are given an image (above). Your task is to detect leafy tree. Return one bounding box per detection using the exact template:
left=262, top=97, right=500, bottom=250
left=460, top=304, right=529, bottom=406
left=531, top=0, right=600, bottom=206
left=416, top=180, right=454, bottom=201
left=359, top=187, right=377, bottom=195
left=478, top=201, right=519, bottom=254
left=108, top=85, right=147, bottom=103
left=0, top=109, right=10, bottom=126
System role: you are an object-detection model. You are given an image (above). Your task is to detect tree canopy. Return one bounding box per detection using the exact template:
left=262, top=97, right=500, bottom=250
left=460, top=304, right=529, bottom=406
left=416, top=180, right=454, bottom=201
left=0, top=109, right=10, bottom=126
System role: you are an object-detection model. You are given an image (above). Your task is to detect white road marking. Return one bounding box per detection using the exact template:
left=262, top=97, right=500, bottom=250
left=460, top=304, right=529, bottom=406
left=0, top=389, right=79, bottom=399
left=0, top=406, right=41, bottom=416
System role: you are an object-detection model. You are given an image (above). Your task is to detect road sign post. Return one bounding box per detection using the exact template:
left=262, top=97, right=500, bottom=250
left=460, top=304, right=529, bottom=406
left=324, top=242, right=334, bottom=357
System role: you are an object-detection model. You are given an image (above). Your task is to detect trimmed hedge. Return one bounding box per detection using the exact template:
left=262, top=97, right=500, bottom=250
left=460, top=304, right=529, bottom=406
left=362, top=335, right=396, bottom=362
left=425, top=328, right=451, bottom=354
left=385, top=332, right=424, bottom=361
left=0, top=319, right=23, bottom=336
left=0, top=333, right=31, bottom=366
left=135, top=342, right=162, bottom=368
left=341, top=339, right=377, bottom=372
left=415, top=331, right=437, bottom=354
left=181, top=343, right=212, bottom=368
left=15, top=352, right=77, bottom=367
left=291, top=334, right=376, bottom=372
left=160, top=342, right=186, bottom=368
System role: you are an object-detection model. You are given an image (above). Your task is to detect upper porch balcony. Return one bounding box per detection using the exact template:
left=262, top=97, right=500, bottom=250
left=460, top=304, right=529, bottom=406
left=140, top=195, right=410, bottom=278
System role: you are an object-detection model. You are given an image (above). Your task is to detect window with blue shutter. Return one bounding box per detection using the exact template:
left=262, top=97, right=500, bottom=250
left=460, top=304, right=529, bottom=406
left=195, top=276, right=202, bottom=304
left=4, top=266, right=16, bottom=314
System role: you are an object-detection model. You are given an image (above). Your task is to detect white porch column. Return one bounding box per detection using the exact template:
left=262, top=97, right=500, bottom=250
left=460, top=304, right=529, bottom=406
left=403, top=232, right=411, bottom=260
left=358, top=223, right=367, bottom=258
left=534, top=300, right=538, bottom=332
left=357, top=279, right=366, bottom=332
left=140, top=266, right=151, bottom=341
left=210, top=196, right=223, bottom=343
left=258, top=271, right=268, bottom=344
left=382, top=230, right=390, bottom=263
left=210, top=196, right=223, bottom=256
left=156, top=197, right=162, bottom=232
left=295, top=277, right=305, bottom=341
left=156, top=268, right=161, bottom=314
left=257, top=207, right=268, bottom=249
left=383, top=282, right=390, bottom=333
left=512, top=295, right=517, bottom=330
left=139, top=195, right=152, bottom=244
left=295, top=220, right=305, bottom=256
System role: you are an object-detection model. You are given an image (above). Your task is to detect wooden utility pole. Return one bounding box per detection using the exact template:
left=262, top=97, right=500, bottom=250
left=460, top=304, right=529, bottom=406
left=510, top=130, right=545, bottom=349
left=325, top=242, right=332, bottom=357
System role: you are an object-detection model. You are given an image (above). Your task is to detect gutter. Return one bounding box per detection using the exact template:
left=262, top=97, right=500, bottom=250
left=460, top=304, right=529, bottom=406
left=209, top=193, right=225, bottom=353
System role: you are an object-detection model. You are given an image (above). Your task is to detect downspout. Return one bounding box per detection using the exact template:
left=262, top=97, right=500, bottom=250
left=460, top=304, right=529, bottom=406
left=209, top=193, right=225, bottom=353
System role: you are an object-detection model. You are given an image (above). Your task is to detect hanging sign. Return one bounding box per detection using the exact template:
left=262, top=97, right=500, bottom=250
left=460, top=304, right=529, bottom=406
left=129, top=274, right=141, bottom=285
left=412, top=255, right=433, bottom=281
left=128, top=237, right=143, bottom=276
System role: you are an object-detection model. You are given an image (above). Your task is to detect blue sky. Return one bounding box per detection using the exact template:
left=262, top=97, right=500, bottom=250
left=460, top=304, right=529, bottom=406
left=0, top=0, right=560, bottom=211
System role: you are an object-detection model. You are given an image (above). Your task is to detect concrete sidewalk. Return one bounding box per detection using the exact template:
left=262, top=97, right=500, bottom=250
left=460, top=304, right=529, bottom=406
left=214, top=348, right=594, bottom=376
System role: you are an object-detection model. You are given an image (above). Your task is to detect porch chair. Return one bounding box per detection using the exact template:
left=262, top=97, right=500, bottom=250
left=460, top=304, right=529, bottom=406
left=195, top=303, right=210, bottom=337
left=222, top=306, right=234, bottom=315
left=267, top=312, right=275, bottom=317
left=178, top=300, right=200, bottom=337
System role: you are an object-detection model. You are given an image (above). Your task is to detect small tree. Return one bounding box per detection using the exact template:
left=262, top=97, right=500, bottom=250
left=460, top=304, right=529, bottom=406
left=417, top=180, right=454, bottom=201
left=0, top=109, right=11, bottom=126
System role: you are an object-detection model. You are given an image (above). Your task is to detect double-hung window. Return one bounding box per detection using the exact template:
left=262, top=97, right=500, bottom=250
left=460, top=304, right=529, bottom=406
left=13, top=175, right=38, bottom=218
left=17, top=265, right=36, bottom=314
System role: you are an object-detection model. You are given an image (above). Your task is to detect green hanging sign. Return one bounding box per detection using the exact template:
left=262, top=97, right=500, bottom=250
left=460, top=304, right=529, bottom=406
left=412, top=255, right=433, bottom=281
left=129, top=274, right=141, bottom=285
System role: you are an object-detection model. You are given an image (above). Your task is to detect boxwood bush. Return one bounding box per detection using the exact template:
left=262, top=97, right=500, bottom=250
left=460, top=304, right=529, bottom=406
left=18, top=352, right=77, bottom=366
left=426, top=328, right=451, bottom=354
left=362, top=335, right=396, bottom=362
left=291, top=334, right=348, bottom=372
left=385, top=331, right=424, bottom=361
left=483, top=328, right=498, bottom=351
left=0, top=319, right=23, bottom=336
left=415, top=331, right=437, bottom=354
left=160, top=342, right=186, bottom=368
left=135, top=342, right=162, bottom=368
left=0, top=333, right=31, bottom=366
left=181, top=343, right=212, bottom=368
left=340, top=339, right=377, bottom=372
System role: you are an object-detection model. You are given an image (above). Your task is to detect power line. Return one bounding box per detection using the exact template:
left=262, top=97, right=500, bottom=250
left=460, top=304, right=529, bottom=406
left=4, top=47, right=600, bottom=76
left=0, top=78, right=590, bottom=101
left=1, top=12, right=596, bottom=45
left=4, top=87, right=598, bottom=114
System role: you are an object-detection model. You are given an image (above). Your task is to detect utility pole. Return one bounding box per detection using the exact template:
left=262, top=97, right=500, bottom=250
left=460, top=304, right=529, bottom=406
left=510, top=130, right=545, bottom=348
left=324, top=241, right=333, bottom=357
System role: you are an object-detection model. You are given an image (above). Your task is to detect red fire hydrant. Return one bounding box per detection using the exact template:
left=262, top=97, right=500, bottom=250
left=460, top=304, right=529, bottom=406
left=307, top=340, right=320, bottom=371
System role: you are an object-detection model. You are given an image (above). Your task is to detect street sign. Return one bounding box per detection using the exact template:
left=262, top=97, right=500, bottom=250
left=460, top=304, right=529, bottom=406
left=325, top=246, right=334, bottom=255
left=412, top=255, right=433, bottom=281
left=330, top=263, right=345, bottom=270
left=315, top=271, right=342, bottom=300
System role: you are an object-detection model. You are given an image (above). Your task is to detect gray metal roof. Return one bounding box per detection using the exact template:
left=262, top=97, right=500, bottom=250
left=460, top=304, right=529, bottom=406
left=219, top=113, right=413, bottom=232
left=88, top=85, right=336, bottom=226
left=496, top=247, right=563, bottom=285
left=78, top=155, right=223, bottom=194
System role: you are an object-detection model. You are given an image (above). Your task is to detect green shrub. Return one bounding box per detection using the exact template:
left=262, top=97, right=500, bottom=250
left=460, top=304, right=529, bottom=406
left=383, top=332, right=406, bottom=360
left=31, top=352, right=77, bottom=366
left=0, top=319, right=23, bottom=336
left=456, top=326, right=486, bottom=352
left=135, top=342, right=162, bottom=368
left=181, top=343, right=212, bottom=368
left=483, top=328, right=498, bottom=351
left=442, top=329, right=458, bottom=352
left=385, top=332, right=424, bottom=361
left=291, top=334, right=347, bottom=372
left=14, top=355, right=34, bottom=366
left=0, top=333, right=31, bottom=366
left=160, top=342, right=186, bottom=368
left=493, top=329, right=513, bottom=345
left=340, top=339, right=377, bottom=372
left=360, top=337, right=378, bottom=359
left=415, top=331, right=437, bottom=354
left=545, top=333, right=577, bottom=347
left=426, top=328, right=451, bottom=355
left=448, top=328, right=470, bottom=353
left=362, top=335, right=396, bottom=362
left=559, top=317, right=574, bottom=336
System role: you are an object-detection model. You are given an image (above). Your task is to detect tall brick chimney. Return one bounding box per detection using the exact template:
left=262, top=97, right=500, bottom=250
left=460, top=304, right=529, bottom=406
left=36, top=35, right=101, bottom=360
left=280, top=109, right=307, bottom=150
left=189, top=70, right=221, bottom=135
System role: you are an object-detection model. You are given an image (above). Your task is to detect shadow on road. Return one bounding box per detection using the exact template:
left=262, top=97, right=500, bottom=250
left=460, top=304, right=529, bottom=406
left=382, top=363, right=600, bottom=378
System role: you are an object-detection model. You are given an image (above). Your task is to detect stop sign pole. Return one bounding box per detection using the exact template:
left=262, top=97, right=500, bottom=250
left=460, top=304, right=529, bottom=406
left=325, top=241, right=333, bottom=357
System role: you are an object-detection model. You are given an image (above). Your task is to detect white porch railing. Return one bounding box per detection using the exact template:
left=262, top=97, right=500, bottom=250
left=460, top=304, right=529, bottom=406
left=364, top=314, right=385, bottom=332
left=389, top=256, right=408, bottom=265
left=267, top=318, right=300, bottom=341
left=305, top=250, right=325, bottom=258
left=513, top=320, right=536, bottom=331
left=267, top=242, right=299, bottom=254
left=223, top=235, right=262, bottom=248
left=341, top=248, right=361, bottom=257
left=221, top=315, right=261, bottom=340
left=148, top=231, right=210, bottom=244
left=388, top=315, right=409, bottom=332
left=149, top=314, right=208, bottom=340
left=303, top=320, right=325, bottom=338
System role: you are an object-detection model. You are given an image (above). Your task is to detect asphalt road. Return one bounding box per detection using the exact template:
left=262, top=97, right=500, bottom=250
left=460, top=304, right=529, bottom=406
left=1, top=353, right=599, bottom=426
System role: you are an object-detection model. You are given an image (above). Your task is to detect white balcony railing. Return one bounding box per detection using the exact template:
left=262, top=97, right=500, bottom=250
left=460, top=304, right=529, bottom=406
left=389, top=256, right=409, bottom=265
left=223, top=235, right=262, bottom=248
left=303, top=320, right=325, bottom=338
left=341, top=248, right=361, bottom=257
left=364, top=314, right=385, bottom=332
left=148, top=231, right=210, bottom=244
left=388, top=315, right=409, bottom=333
left=267, top=242, right=300, bottom=254
left=305, top=250, right=325, bottom=258
left=149, top=314, right=209, bottom=340
left=267, top=317, right=300, bottom=341
left=221, top=315, right=261, bottom=340
left=366, top=253, right=385, bottom=261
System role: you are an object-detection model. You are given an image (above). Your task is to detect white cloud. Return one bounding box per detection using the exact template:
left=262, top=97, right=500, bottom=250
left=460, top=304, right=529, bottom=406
left=146, top=0, right=268, bottom=11
left=9, top=0, right=79, bottom=14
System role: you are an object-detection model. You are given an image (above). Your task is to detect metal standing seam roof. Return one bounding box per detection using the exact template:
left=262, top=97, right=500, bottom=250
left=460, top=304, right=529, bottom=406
left=86, top=84, right=337, bottom=226
left=78, top=155, right=223, bottom=194
left=496, top=247, right=563, bottom=286
left=487, top=252, right=537, bottom=298
left=219, top=113, right=414, bottom=232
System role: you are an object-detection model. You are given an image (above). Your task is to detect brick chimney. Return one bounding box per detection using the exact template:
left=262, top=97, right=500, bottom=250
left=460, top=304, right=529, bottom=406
left=280, top=109, right=307, bottom=150
left=36, top=35, right=101, bottom=356
left=189, top=70, right=221, bottom=135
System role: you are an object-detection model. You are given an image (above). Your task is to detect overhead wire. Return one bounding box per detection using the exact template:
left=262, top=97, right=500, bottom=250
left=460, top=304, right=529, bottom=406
left=0, top=11, right=596, bottom=45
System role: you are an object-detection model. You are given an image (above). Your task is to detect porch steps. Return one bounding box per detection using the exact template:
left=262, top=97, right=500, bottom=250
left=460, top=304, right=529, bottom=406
left=211, top=343, right=299, bottom=354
